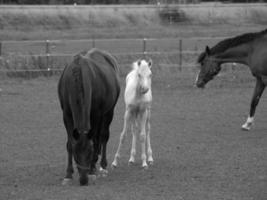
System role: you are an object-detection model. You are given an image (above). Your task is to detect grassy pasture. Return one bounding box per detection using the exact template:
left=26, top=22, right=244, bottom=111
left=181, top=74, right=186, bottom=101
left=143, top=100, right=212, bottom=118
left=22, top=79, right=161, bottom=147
left=0, top=4, right=266, bottom=199
left=0, top=72, right=266, bottom=200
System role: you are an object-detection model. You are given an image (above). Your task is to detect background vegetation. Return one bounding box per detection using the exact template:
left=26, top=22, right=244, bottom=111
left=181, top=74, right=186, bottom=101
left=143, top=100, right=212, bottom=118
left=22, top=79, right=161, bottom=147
left=0, top=4, right=266, bottom=40
left=0, top=3, right=266, bottom=77
left=1, top=0, right=267, bottom=4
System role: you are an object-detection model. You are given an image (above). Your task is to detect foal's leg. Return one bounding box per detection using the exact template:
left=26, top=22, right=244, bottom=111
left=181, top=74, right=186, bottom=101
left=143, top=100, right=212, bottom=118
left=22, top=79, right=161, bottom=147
left=140, top=110, right=148, bottom=169
left=129, top=119, right=137, bottom=164
left=111, top=108, right=131, bottom=168
left=242, top=78, right=265, bottom=131
left=146, top=108, right=153, bottom=165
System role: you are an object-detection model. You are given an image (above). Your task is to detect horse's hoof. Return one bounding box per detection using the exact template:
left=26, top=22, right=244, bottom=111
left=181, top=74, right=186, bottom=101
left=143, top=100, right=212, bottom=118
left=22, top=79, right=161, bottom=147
left=61, top=178, right=72, bottom=186
left=99, top=167, right=108, bottom=177
left=88, top=175, right=97, bottom=184
left=241, top=124, right=251, bottom=131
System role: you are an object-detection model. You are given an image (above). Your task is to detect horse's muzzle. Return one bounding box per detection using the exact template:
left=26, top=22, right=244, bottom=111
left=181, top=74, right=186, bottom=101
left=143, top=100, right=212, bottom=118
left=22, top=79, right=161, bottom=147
left=196, top=81, right=205, bottom=88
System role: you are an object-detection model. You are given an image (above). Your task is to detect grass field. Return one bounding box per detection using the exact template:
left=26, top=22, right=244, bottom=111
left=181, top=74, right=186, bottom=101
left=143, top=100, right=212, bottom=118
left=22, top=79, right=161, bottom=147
left=0, top=4, right=266, bottom=200
left=0, top=73, right=266, bottom=200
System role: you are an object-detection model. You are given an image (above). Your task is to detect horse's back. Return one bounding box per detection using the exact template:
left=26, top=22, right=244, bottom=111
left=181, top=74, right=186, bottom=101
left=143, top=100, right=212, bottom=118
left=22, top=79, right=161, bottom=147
left=58, top=49, right=120, bottom=115
left=85, top=48, right=120, bottom=73
left=88, top=49, right=120, bottom=110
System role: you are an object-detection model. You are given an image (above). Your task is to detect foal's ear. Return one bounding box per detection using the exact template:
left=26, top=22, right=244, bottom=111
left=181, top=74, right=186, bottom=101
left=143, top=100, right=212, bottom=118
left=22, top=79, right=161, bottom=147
left=137, top=59, right=142, bottom=66
left=205, top=46, right=211, bottom=55
left=148, top=58, right=152, bottom=69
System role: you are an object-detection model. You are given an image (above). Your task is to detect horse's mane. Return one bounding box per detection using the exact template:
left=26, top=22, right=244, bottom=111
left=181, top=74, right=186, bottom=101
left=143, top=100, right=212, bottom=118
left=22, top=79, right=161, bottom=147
left=198, top=28, right=267, bottom=63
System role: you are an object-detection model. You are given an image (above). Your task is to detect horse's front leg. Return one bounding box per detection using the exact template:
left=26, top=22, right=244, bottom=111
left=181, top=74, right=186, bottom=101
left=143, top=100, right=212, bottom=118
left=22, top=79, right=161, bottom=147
left=99, top=110, right=114, bottom=177
left=242, top=78, right=265, bottom=131
left=62, top=116, right=74, bottom=186
left=62, top=139, right=74, bottom=186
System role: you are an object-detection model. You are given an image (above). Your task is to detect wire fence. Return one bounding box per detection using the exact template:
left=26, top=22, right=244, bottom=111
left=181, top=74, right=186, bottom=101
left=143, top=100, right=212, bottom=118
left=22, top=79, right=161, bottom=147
left=0, top=36, right=240, bottom=78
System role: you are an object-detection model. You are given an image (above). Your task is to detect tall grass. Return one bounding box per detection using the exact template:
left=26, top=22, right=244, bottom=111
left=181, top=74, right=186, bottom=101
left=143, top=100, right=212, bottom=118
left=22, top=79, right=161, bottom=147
left=0, top=4, right=266, bottom=79
left=0, top=6, right=161, bottom=30
left=1, top=4, right=267, bottom=40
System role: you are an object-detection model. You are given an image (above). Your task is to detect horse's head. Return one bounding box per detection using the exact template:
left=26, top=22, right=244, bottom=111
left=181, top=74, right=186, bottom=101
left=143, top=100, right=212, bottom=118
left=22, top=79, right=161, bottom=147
left=72, top=129, right=94, bottom=185
left=195, top=46, right=221, bottom=88
left=134, top=59, right=152, bottom=94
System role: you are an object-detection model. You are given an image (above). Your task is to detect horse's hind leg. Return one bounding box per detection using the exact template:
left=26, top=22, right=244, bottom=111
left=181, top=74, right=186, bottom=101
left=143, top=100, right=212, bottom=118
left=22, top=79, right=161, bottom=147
left=99, top=110, right=114, bottom=176
left=242, top=78, right=265, bottom=131
left=111, top=109, right=131, bottom=168
left=146, top=109, right=153, bottom=165
left=62, top=114, right=74, bottom=185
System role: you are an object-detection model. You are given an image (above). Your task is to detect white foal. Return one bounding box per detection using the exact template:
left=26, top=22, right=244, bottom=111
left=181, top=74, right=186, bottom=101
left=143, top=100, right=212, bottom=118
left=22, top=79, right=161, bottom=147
left=112, top=59, right=153, bottom=169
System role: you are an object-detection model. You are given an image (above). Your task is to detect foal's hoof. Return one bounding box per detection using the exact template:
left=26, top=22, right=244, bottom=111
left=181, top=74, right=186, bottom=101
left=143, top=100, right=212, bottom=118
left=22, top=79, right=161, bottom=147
left=111, top=162, right=117, bottom=170
left=142, top=164, right=149, bottom=170
left=148, top=160, right=154, bottom=166
left=128, top=160, right=135, bottom=166
left=88, top=175, right=97, bottom=184
left=61, top=178, right=72, bottom=186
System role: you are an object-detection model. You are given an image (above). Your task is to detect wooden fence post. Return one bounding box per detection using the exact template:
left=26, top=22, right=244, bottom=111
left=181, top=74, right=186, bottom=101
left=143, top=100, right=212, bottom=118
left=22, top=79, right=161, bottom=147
left=143, top=38, right=147, bottom=58
left=0, top=41, right=2, bottom=57
left=45, top=40, right=50, bottom=72
left=179, top=39, right=182, bottom=71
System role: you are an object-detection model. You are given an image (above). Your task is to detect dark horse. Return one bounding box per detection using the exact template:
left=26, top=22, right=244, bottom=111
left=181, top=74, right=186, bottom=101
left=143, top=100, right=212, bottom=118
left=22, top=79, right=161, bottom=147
left=196, top=29, right=267, bottom=131
left=58, top=49, right=120, bottom=185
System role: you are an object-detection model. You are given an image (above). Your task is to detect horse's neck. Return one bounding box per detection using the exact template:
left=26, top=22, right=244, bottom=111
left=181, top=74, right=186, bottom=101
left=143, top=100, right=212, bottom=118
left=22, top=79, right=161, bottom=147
left=215, top=43, right=251, bottom=66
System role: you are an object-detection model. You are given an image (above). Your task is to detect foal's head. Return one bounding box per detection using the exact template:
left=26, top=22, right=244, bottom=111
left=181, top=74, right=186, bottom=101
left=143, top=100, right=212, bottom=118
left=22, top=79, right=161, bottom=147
left=195, top=46, right=221, bottom=88
left=133, top=59, right=152, bottom=94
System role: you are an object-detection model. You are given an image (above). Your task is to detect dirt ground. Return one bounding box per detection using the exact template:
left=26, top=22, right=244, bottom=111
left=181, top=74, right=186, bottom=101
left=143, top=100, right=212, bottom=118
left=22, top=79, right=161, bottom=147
left=0, top=72, right=266, bottom=200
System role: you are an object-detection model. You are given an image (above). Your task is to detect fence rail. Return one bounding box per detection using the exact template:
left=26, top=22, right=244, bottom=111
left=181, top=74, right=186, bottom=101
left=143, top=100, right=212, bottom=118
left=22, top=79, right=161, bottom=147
left=0, top=36, right=233, bottom=75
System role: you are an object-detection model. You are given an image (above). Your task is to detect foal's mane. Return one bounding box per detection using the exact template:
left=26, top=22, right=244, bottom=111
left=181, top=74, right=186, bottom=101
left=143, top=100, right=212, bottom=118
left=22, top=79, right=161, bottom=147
left=197, top=29, right=267, bottom=63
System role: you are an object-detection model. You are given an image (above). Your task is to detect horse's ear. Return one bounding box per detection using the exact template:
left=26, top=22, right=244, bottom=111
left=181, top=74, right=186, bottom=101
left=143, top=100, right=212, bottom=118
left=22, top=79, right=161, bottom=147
left=148, top=58, right=152, bottom=68
left=205, top=46, right=211, bottom=55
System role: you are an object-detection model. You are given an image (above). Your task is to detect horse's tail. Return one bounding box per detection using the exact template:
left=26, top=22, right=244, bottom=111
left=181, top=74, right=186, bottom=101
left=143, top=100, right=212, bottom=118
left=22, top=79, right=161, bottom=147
left=71, top=55, right=92, bottom=135
left=80, top=57, right=92, bottom=136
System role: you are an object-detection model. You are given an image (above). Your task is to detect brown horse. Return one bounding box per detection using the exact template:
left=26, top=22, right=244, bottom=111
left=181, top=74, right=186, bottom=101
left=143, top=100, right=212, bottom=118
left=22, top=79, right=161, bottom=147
left=195, top=29, right=267, bottom=131
left=58, top=49, right=120, bottom=185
